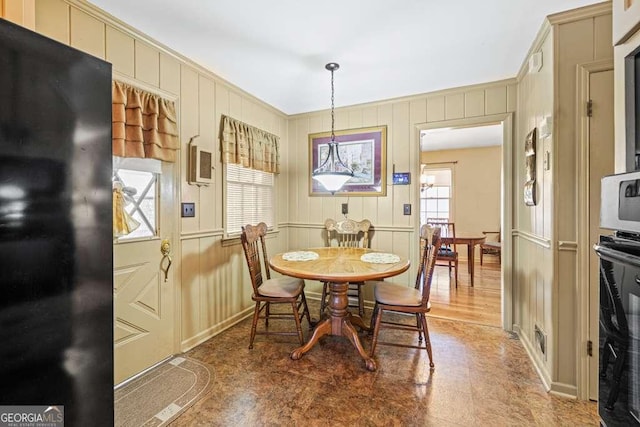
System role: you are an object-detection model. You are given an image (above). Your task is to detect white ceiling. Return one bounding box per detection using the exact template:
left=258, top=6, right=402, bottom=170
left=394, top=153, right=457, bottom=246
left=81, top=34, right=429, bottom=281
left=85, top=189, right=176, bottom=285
left=89, top=0, right=599, bottom=115
left=420, top=124, right=502, bottom=152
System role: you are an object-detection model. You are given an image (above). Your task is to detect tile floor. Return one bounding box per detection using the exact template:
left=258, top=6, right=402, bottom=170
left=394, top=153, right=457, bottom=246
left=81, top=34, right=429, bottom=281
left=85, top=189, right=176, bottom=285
left=171, top=300, right=598, bottom=426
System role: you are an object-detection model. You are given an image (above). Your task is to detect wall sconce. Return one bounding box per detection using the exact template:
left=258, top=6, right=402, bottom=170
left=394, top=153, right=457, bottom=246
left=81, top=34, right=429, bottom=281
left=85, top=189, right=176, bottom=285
left=420, top=174, right=435, bottom=191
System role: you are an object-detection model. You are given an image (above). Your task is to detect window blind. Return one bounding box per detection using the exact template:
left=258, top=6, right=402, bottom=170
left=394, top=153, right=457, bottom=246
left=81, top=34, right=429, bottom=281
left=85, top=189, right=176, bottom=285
left=226, top=163, right=274, bottom=235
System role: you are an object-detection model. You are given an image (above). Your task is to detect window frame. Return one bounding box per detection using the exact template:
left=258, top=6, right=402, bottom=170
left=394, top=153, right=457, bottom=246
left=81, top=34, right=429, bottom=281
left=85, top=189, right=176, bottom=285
left=223, top=163, right=277, bottom=239
left=419, top=167, right=454, bottom=227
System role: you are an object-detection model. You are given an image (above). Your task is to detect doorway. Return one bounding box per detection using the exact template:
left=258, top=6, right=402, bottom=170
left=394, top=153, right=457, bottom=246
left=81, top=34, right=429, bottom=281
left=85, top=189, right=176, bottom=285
left=577, top=60, right=614, bottom=400
left=417, top=113, right=513, bottom=330
left=420, top=124, right=503, bottom=327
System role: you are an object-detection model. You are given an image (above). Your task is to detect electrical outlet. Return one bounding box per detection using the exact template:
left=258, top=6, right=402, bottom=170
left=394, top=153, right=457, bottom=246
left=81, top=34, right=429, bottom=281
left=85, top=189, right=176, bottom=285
left=342, top=203, right=348, bottom=215
left=403, top=204, right=411, bottom=215
left=181, top=202, right=195, bottom=218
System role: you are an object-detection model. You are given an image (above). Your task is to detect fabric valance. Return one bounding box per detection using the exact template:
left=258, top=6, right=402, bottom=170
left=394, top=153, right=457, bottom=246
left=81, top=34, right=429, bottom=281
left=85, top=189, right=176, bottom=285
left=112, top=81, right=179, bottom=162
left=221, top=115, right=280, bottom=173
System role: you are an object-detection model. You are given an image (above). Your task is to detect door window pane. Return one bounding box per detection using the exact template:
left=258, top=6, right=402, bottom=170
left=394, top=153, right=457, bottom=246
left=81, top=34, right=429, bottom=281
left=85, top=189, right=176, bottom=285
left=115, top=169, right=158, bottom=240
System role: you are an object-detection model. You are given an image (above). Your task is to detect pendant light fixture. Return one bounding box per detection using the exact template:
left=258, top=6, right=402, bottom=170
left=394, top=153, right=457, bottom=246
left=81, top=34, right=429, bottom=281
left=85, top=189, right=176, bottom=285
left=311, top=62, right=354, bottom=194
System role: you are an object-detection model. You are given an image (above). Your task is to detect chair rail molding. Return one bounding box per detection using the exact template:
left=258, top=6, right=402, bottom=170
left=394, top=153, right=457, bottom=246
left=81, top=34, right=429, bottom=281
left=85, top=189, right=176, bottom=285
left=180, top=228, right=224, bottom=240
left=281, top=222, right=414, bottom=233
left=557, top=241, right=578, bottom=251
left=512, top=230, right=552, bottom=249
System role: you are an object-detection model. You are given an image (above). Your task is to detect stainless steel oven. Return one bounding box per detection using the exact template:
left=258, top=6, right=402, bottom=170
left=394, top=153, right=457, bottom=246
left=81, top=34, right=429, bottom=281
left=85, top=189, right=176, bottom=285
left=596, top=171, right=640, bottom=426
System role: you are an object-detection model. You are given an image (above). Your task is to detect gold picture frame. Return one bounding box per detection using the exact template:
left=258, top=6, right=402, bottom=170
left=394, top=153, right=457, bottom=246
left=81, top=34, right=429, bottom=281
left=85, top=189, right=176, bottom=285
left=309, top=126, right=387, bottom=196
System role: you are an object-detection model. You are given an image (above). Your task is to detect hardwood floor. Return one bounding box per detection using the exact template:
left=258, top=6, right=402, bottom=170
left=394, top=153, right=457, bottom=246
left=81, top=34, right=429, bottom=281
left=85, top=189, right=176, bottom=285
left=429, top=258, right=501, bottom=327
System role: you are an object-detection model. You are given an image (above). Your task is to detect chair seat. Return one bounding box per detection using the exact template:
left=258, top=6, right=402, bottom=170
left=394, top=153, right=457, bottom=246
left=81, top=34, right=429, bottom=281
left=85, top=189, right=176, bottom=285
left=482, top=242, right=501, bottom=249
left=257, top=277, right=304, bottom=298
left=437, top=248, right=457, bottom=258
left=373, top=282, right=422, bottom=307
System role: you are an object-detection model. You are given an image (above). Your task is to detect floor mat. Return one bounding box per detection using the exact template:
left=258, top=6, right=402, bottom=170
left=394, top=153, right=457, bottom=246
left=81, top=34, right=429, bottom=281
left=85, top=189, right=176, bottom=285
left=115, top=356, right=214, bottom=427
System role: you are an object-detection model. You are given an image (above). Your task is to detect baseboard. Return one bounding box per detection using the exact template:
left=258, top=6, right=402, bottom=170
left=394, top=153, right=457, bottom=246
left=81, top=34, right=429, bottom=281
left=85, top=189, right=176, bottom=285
left=549, top=382, right=578, bottom=398
left=180, top=306, right=254, bottom=352
left=514, top=325, right=552, bottom=392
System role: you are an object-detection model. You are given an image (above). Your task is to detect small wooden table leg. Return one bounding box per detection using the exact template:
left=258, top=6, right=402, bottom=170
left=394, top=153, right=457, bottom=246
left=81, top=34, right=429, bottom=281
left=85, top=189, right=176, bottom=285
left=348, top=312, right=372, bottom=333
left=290, top=318, right=331, bottom=360
left=468, top=243, right=475, bottom=286
left=341, top=318, right=377, bottom=371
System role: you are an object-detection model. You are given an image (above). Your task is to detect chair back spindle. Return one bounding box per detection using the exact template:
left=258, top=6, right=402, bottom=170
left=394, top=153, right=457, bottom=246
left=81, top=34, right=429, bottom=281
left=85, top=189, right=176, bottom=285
left=325, top=218, right=371, bottom=248
left=419, top=225, right=441, bottom=305
left=241, top=222, right=270, bottom=294
left=425, top=218, right=458, bottom=287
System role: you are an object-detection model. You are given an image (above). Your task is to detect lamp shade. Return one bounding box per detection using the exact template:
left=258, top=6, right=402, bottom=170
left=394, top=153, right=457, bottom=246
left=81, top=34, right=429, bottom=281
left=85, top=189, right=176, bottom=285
left=312, top=171, right=352, bottom=193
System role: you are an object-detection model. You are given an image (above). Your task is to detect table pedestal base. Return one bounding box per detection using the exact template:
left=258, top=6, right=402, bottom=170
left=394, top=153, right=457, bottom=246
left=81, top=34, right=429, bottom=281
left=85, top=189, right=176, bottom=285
left=290, top=282, right=376, bottom=371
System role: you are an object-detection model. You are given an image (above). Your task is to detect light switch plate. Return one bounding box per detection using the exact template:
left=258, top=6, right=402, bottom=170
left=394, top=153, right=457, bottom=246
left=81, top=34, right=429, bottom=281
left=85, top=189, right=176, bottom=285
left=403, top=204, right=411, bottom=215
left=543, top=151, right=550, bottom=171
left=181, top=202, right=195, bottom=217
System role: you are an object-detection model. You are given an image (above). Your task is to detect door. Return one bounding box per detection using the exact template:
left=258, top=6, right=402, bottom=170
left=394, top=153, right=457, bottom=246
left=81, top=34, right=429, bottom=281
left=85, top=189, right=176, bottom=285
left=113, top=159, right=176, bottom=384
left=588, top=68, right=614, bottom=400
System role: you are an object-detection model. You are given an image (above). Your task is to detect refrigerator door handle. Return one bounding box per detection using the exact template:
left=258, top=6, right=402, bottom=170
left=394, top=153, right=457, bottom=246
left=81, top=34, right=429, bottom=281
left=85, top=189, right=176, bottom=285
left=160, top=239, right=172, bottom=282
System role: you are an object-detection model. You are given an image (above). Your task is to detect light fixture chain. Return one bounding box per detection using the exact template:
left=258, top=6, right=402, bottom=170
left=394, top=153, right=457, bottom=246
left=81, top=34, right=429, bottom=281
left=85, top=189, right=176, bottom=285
left=330, top=68, right=335, bottom=142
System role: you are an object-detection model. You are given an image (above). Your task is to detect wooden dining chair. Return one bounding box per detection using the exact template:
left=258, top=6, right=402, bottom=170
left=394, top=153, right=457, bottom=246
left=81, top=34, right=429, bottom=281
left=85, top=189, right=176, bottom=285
left=426, top=218, right=459, bottom=288
left=480, top=231, right=501, bottom=265
left=368, top=225, right=441, bottom=369
left=240, top=222, right=311, bottom=349
left=320, top=218, right=371, bottom=317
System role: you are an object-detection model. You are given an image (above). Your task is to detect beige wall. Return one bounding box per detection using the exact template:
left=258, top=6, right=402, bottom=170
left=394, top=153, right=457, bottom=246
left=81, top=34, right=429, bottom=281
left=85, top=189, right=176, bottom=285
left=288, top=82, right=516, bottom=300
left=514, top=3, right=612, bottom=396
left=25, top=0, right=290, bottom=351
left=2, top=0, right=35, bottom=29
left=421, top=145, right=501, bottom=260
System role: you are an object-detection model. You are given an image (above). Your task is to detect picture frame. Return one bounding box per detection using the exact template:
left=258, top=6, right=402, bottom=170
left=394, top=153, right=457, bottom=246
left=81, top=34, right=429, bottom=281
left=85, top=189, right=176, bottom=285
left=309, top=125, right=387, bottom=196
left=524, top=127, right=537, bottom=206
left=613, top=0, right=640, bottom=45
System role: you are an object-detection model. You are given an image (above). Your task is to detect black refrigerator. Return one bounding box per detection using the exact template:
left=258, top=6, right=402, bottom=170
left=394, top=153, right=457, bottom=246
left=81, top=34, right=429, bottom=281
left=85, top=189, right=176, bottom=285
left=0, top=18, right=113, bottom=426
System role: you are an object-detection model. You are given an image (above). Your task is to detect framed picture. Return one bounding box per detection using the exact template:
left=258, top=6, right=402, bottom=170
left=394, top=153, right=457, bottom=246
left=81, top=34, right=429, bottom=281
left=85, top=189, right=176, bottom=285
left=613, top=0, right=640, bottom=45
left=309, top=125, right=387, bottom=196
left=524, top=128, right=537, bottom=206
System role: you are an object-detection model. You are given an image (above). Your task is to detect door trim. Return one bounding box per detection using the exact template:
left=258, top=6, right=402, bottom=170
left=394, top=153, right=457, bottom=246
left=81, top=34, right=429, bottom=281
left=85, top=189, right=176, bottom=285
left=111, top=71, right=182, bottom=381
left=415, top=112, right=514, bottom=330
left=576, top=59, right=613, bottom=400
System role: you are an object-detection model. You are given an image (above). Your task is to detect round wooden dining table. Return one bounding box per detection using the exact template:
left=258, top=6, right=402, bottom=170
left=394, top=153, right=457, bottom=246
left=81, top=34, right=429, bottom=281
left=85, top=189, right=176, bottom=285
left=269, top=247, right=410, bottom=371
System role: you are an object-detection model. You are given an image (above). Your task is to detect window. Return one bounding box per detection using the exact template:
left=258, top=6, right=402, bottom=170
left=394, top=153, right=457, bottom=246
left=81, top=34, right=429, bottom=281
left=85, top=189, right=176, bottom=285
left=226, top=163, right=275, bottom=235
left=420, top=168, right=452, bottom=226
left=114, top=169, right=158, bottom=240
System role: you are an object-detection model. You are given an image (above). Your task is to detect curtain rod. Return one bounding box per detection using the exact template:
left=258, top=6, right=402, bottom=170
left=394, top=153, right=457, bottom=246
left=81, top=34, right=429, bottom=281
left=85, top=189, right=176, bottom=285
left=423, top=161, right=458, bottom=165
left=222, top=114, right=279, bottom=139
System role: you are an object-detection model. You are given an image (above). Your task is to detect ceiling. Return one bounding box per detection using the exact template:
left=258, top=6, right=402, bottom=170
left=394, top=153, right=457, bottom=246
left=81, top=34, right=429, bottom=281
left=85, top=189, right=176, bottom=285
left=89, top=0, right=599, bottom=115
left=421, top=124, right=502, bottom=152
